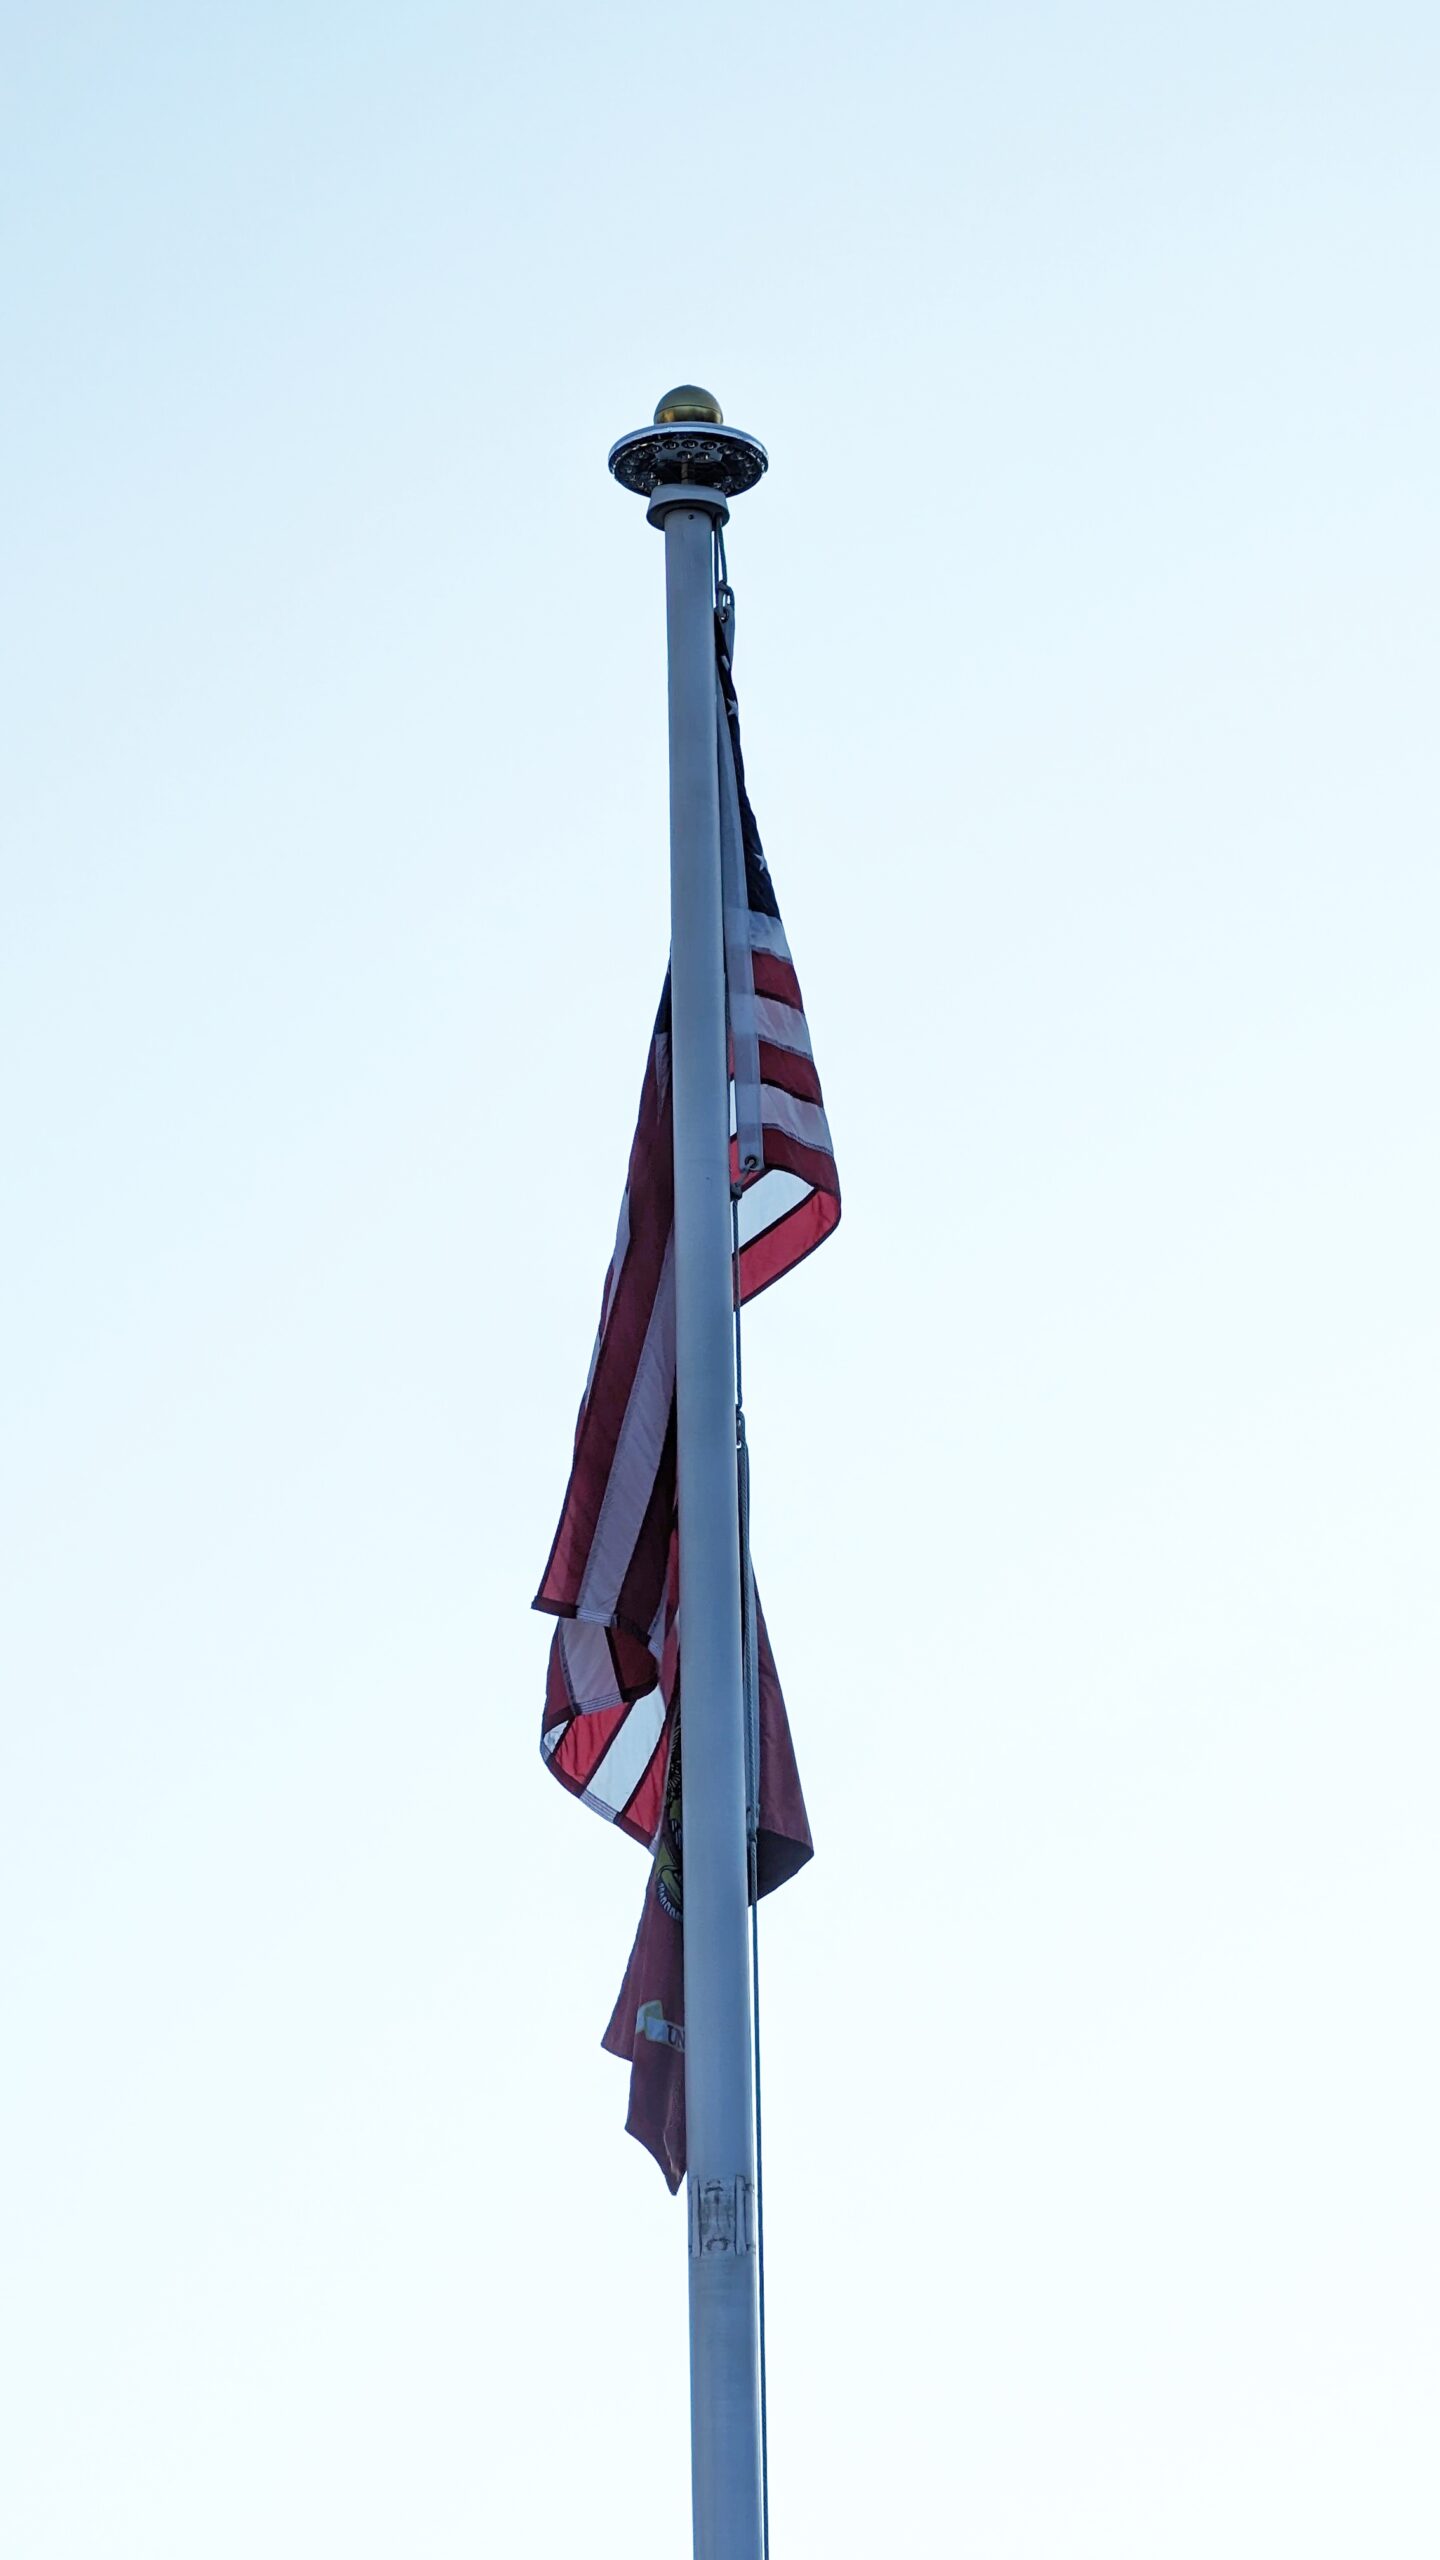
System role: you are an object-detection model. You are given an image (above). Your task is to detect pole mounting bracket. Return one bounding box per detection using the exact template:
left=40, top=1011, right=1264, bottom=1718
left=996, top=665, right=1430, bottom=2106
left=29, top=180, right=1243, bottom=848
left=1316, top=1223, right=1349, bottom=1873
left=689, top=2174, right=758, bottom=2260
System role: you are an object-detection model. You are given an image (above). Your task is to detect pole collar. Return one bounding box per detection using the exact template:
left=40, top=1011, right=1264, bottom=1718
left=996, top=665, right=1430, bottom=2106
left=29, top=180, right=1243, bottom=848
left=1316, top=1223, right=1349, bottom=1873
left=645, top=480, right=730, bottom=529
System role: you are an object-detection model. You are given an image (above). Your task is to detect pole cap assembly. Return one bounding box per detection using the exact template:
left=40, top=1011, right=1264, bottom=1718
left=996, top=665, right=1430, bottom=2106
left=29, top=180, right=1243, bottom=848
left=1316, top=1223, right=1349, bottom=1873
left=609, top=389, right=768, bottom=526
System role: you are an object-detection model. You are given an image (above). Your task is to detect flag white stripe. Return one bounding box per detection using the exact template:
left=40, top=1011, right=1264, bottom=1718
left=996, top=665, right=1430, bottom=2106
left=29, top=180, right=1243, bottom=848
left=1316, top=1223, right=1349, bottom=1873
left=588, top=1691, right=666, bottom=1821
left=556, top=1617, right=619, bottom=1713
left=576, top=1233, right=676, bottom=1617
left=760, top=1083, right=833, bottom=1156
left=754, top=995, right=812, bottom=1058
left=736, top=1165, right=813, bottom=1246
left=747, top=911, right=792, bottom=963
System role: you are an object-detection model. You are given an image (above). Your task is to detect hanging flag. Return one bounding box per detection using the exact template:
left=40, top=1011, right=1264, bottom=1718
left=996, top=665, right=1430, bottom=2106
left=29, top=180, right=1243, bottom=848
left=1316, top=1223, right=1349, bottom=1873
left=533, top=615, right=839, bottom=2189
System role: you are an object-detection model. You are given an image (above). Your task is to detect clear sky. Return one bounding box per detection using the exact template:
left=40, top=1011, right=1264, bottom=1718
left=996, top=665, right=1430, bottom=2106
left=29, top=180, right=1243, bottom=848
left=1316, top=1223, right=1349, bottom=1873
left=2, top=4, right=1437, bottom=2553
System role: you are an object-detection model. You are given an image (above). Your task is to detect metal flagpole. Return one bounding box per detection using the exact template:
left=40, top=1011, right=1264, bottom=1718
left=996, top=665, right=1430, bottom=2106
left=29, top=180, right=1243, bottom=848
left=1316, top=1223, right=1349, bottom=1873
left=609, top=389, right=770, bottom=2560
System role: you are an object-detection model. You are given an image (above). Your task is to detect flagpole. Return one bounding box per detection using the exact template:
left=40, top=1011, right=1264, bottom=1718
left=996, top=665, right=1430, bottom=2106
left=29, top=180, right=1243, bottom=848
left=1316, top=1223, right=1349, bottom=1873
left=609, top=390, right=770, bottom=2560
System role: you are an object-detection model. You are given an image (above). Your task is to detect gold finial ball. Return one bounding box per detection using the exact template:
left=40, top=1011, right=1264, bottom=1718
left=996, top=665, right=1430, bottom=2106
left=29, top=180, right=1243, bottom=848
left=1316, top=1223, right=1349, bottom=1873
left=654, top=384, right=724, bottom=426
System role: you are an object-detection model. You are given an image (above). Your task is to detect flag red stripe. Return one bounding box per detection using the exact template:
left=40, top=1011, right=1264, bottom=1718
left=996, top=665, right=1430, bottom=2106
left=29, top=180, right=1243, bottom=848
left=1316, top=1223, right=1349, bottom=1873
left=757, top=1040, right=824, bottom=1107
left=751, top=950, right=804, bottom=1009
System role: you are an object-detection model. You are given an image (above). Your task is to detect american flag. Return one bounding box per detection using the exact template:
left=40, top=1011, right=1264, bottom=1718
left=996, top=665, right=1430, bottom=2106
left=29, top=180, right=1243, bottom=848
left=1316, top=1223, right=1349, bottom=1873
left=533, top=618, right=839, bottom=2186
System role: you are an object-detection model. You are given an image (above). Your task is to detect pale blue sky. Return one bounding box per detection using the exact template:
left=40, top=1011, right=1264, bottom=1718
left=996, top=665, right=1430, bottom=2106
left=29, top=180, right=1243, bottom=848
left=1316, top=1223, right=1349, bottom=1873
left=3, top=5, right=1437, bottom=2553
